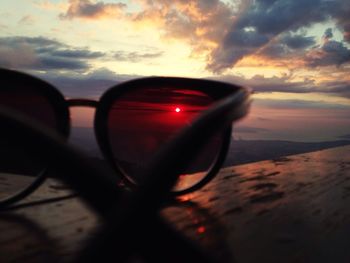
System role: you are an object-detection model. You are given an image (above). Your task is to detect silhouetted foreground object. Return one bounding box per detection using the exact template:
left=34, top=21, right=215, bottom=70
left=0, top=68, right=250, bottom=207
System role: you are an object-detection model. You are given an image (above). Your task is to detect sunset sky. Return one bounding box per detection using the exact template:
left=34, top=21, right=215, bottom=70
left=0, top=0, right=349, bottom=142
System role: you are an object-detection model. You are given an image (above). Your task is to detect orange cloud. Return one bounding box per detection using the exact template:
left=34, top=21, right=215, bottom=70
left=59, top=0, right=235, bottom=54
left=58, top=0, right=350, bottom=78
left=129, top=0, right=235, bottom=53
left=59, top=0, right=126, bottom=20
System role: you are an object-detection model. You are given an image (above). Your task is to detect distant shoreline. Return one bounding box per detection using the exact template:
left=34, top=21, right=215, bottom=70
left=69, top=126, right=350, bottom=167
left=224, top=139, right=350, bottom=166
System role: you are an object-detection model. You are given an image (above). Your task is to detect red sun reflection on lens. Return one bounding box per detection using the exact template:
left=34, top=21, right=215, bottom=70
left=175, top=107, right=181, bottom=113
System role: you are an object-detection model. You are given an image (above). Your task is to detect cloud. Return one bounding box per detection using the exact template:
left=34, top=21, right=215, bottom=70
left=0, top=36, right=161, bottom=72
left=131, top=0, right=235, bottom=41
left=306, top=40, right=350, bottom=67
left=206, top=0, right=350, bottom=72
left=0, top=36, right=105, bottom=72
left=254, top=28, right=349, bottom=68
left=0, top=42, right=37, bottom=69
left=58, top=0, right=349, bottom=72
left=250, top=32, right=316, bottom=60
left=114, top=50, right=163, bottom=62
left=18, top=15, right=37, bottom=26
left=305, top=28, right=350, bottom=67
left=323, top=28, right=333, bottom=40
left=254, top=98, right=350, bottom=109
left=50, top=49, right=105, bottom=59
left=60, top=0, right=126, bottom=20
left=215, top=73, right=350, bottom=99
left=239, top=0, right=330, bottom=34
left=35, top=57, right=89, bottom=70
left=61, top=0, right=235, bottom=53
left=333, top=1, right=350, bottom=43
left=3, top=36, right=62, bottom=47
left=216, top=74, right=313, bottom=93
left=316, top=80, right=350, bottom=98
left=281, top=34, right=316, bottom=50
left=34, top=67, right=138, bottom=98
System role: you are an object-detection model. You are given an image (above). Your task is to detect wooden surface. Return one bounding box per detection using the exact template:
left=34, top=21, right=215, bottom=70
left=1, top=145, right=350, bottom=262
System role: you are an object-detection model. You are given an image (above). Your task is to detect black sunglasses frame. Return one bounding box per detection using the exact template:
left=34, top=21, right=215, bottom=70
left=0, top=84, right=250, bottom=261
left=0, top=68, right=249, bottom=205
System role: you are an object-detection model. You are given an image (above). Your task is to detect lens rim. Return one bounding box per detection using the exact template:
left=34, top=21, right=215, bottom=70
left=0, top=68, right=70, bottom=137
left=0, top=68, right=70, bottom=207
left=95, top=77, right=243, bottom=195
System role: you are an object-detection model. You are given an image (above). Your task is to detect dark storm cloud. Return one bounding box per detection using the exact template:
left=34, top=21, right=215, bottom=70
left=235, top=0, right=330, bottom=35
left=207, top=0, right=349, bottom=72
left=281, top=34, right=316, bottom=50
left=0, top=36, right=105, bottom=71
left=259, top=42, right=288, bottom=58
left=223, top=28, right=269, bottom=48
left=333, top=1, right=350, bottom=43
left=307, top=40, right=350, bottom=67
left=324, top=28, right=333, bottom=40
left=257, top=33, right=316, bottom=58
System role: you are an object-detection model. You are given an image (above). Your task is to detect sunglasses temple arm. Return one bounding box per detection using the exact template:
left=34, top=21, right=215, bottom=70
left=0, top=106, right=121, bottom=217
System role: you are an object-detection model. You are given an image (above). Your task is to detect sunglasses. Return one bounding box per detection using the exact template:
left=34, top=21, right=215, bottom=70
left=0, top=81, right=251, bottom=262
left=0, top=68, right=250, bottom=208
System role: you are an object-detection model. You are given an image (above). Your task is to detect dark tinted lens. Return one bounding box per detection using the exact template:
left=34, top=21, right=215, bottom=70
left=0, top=84, right=58, bottom=202
left=107, top=86, right=223, bottom=191
left=0, top=88, right=57, bottom=128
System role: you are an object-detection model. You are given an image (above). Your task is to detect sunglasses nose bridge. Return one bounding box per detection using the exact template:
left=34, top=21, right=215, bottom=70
left=65, top=98, right=103, bottom=160
left=66, top=98, right=99, bottom=108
